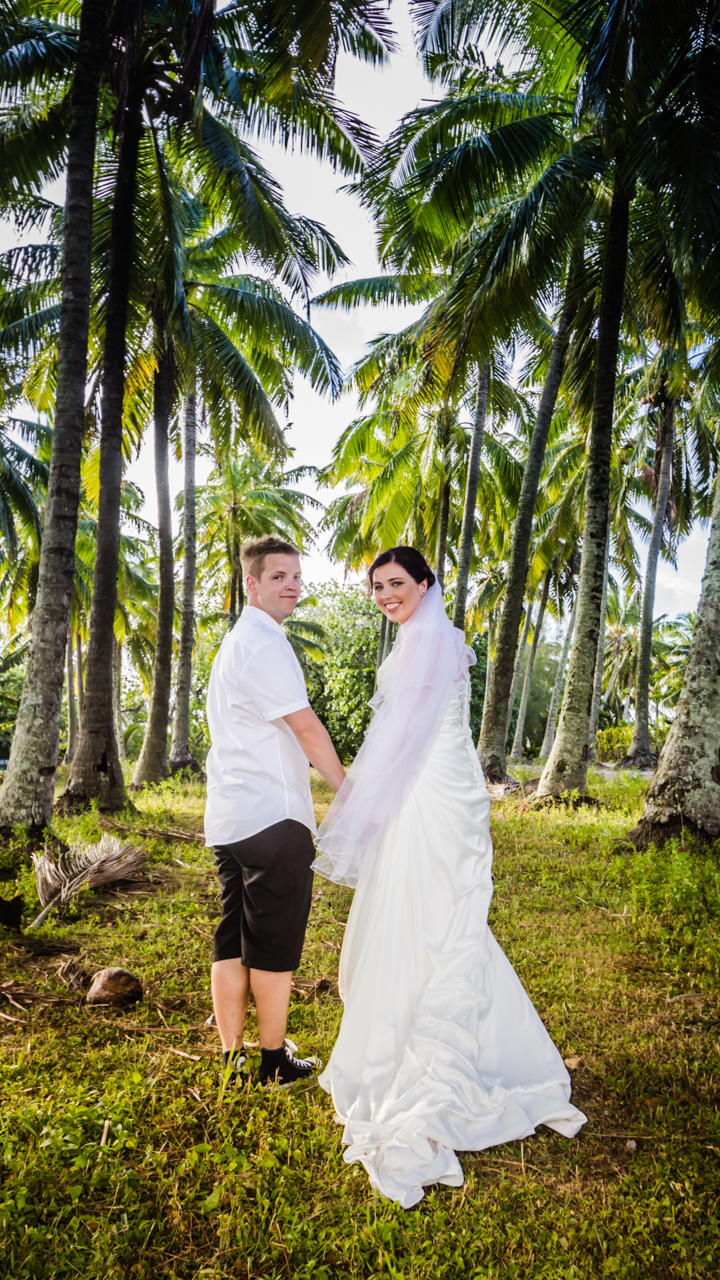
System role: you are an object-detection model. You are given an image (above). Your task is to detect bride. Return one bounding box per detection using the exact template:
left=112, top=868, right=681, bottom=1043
left=312, top=545, right=586, bottom=1208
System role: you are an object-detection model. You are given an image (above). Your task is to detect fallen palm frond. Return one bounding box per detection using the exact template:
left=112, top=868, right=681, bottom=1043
left=1, top=980, right=73, bottom=1006
left=98, top=816, right=205, bottom=845
left=28, top=835, right=146, bottom=931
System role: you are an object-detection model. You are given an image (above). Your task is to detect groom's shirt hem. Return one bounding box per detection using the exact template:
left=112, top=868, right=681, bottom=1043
left=204, top=606, right=315, bottom=847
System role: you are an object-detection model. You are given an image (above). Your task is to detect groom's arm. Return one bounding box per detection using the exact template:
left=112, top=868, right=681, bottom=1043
left=283, top=707, right=346, bottom=792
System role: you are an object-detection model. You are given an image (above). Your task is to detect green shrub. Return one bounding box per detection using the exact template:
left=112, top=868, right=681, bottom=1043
left=596, top=722, right=670, bottom=762
left=596, top=725, right=633, bottom=761
left=301, top=584, right=381, bottom=762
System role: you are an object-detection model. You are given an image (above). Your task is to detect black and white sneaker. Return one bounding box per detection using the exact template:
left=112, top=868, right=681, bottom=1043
left=218, top=1046, right=248, bottom=1087
left=259, top=1038, right=322, bottom=1087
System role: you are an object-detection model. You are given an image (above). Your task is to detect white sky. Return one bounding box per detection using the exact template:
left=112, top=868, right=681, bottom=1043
left=1, top=0, right=709, bottom=615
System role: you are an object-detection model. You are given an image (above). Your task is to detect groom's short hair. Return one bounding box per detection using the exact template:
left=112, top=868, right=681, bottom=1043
left=241, top=535, right=300, bottom=580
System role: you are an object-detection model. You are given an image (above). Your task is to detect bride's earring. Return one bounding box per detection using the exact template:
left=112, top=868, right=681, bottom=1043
left=420, top=587, right=426, bottom=596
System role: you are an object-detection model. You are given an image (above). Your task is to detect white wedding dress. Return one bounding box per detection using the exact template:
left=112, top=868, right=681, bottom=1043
left=319, top=672, right=587, bottom=1208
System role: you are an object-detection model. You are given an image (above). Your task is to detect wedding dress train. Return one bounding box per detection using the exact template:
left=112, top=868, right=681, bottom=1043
left=319, top=687, right=587, bottom=1208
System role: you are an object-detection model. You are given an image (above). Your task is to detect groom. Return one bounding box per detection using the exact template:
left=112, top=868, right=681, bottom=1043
left=205, top=535, right=345, bottom=1085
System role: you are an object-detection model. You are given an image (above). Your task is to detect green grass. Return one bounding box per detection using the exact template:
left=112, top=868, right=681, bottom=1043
left=1, top=767, right=718, bottom=1278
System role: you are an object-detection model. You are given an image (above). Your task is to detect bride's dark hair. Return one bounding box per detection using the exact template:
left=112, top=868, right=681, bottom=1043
left=368, top=546, right=437, bottom=590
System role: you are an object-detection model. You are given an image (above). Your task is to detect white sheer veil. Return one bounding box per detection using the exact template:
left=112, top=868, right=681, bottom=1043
left=313, top=581, right=474, bottom=888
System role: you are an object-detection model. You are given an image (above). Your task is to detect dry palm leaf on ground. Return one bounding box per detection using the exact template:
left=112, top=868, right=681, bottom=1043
left=28, top=834, right=146, bottom=930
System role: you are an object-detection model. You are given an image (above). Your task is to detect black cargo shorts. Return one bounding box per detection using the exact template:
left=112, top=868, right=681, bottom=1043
left=212, top=819, right=315, bottom=971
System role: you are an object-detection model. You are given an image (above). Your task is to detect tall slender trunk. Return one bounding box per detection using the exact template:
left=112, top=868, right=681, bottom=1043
left=75, top=631, right=84, bottom=726
left=539, top=596, right=577, bottom=761
left=625, top=393, right=675, bottom=765
left=0, top=0, right=108, bottom=830
left=229, top=567, right=239, bottom=629
left=630, top=471, right=720, bottom=847
left=64, top=626, right=78, bottom=764
left=478, top=263, right=579, bottom=782
left=603, top=642, right=622, bottom=706
left=587, top=526, right=611, bottom=763
left=510, top=568, right=551, bottom=761
left=375, top=612, right=388, bottom=686
left=113, top=638, right=126, bottom=764
left=452, top=363, right=490, bottom=629
left=538, top=184, right=630, bottom=798
left=65, top=89, right=143, bottom=808
left=170, top=391, right=198, bottom=772
left=505, top=597, right=534, bottom=741
left=622, top=686, right=632, bottom=722
left=477, top=611, right=495, bottom=746
left=435, top=479, right=451, bottom=590
left=133, top=335, right=175, bottom=785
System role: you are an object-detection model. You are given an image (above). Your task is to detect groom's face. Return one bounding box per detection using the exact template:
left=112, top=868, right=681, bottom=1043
left=246, top=553, right=303, bottom=623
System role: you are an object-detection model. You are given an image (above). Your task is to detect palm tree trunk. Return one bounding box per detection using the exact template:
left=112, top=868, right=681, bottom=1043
left=631, top=541, right=720, bottom=841
left=113, top=638, right=126, bottom=764
left=630, top=473, right=720, bottom=848
left=64, top=627, right=78, bottom=764
left=435, top=479, right=451, bottom=590
left=133, top=334, right=175, bottom=786
left=505, top=597, right=534, bottom=741
left=376, top=613, right=388, bottom=673
left=478, top=611, right=495, bottom=743
left=65, top=88, right=143, bottom=809
left=510, top=568, right=551, bottom=761
left=478, top=264, right=579, bottom=783
left=0, top=0, right=108, bottom=831
left=587, top=526, right=611, bottom=763
left=603, top=644, right=622, bottom=706
left=539, top=596, right=577, bottom=761
left=625, top=393, right=675, bottom=765
left=622, top=687, right=632, bottom=722
left=538, top=184, right=630, bottom=798
left=170, top=391, right=199, bottom=772
left=75, top=631, right=84, bottom=726
left=229, top=568, right=239, bottom=629
left=452, top=363, right=490, bottom=629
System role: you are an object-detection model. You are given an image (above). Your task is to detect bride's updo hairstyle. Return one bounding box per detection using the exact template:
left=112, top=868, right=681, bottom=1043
left=367, top=546, right=436, bottom=591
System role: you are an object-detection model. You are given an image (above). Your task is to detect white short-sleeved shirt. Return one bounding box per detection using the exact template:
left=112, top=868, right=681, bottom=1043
left=204, top=605, right=315, bottom=846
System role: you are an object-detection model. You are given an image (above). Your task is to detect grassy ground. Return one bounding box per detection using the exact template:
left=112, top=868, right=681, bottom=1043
left=1, top=767, right=718, bottom=1278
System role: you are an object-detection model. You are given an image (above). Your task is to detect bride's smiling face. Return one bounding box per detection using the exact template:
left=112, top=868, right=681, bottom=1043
left=371, top=564, right=428, bottom=624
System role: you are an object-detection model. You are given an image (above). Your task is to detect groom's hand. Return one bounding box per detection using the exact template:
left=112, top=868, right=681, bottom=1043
left=283, top=707, right=346, bottom=792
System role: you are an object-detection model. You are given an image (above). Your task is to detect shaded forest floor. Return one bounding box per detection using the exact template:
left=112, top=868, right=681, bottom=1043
left=1, top=767, right=718, bottom=1278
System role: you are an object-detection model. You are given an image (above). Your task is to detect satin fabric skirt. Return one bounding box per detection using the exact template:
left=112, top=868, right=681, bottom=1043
left=319, top=697, right=587, bottom=1208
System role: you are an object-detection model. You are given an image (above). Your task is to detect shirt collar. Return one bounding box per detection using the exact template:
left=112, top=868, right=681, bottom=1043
left=240, top=604, right=286, bottom=635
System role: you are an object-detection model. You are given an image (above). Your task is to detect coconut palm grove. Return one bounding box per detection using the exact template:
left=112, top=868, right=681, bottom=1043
left=1, top=0, right=720, bottom=1276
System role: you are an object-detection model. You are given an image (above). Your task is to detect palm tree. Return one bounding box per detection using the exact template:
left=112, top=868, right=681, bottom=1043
left=453, top=362, right=489, bottom=628
left=633, top=469, right=720, bottom=848
left=538, top=595, right=576, bottom=761
left=408, top=0, right=717, bottom=794
left=64, top=0, right=387, bottom=807
left=0, top=0, right=108, bottom=831
left=510, top=566, right=551, bottom=761
left=196, top=454, right=319, bottom=625
left=169, top=390, right=198, bottom=774
left=130, top=318, right=175, bottom=788
left=129, top=156, right=344, bottom=784
left=356, top=44, right=594, bottom=779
